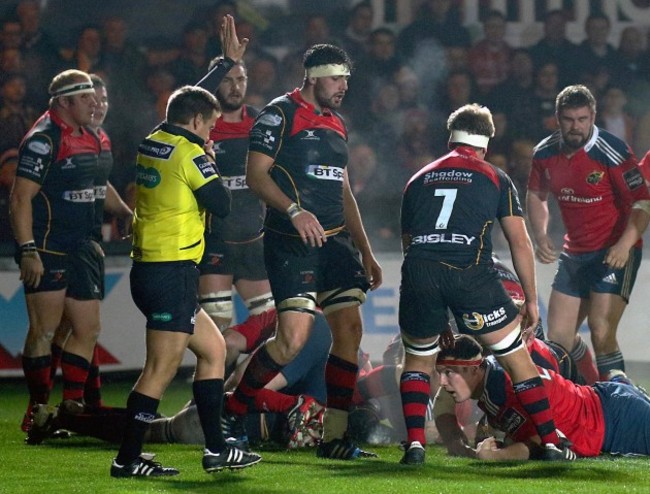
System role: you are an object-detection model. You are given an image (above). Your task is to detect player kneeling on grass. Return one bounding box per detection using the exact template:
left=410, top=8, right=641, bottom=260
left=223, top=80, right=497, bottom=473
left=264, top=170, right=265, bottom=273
left=434, top=334, right=650, bottom=460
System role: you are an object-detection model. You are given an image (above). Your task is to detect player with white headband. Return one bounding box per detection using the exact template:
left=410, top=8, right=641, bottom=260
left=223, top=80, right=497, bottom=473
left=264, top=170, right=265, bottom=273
left=10, top=69, right=100, bottom=436
left=398, top=103, right=572, bottom=465
left=226, top=43, right=383, bottom=461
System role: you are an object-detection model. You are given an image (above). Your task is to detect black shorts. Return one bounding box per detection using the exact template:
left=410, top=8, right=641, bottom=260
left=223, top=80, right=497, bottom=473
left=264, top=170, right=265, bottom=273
left=263, top=229, right=369, bottom=304
left=399, top=258, right=519, bottom=339
left=66, top=240, right=104, bottom=300
left=22, top=250, right=68, bottom=294
left=130, top=261, right=199, bottom=333
left=198, top=235, right=267, bottom=281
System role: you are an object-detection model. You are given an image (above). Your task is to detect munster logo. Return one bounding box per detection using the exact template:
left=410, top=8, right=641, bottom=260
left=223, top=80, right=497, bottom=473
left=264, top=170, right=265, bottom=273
left=586, top=171, right=604, bottom=185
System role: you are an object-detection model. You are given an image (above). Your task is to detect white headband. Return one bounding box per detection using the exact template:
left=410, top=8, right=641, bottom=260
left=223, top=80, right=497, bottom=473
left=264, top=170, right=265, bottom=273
left=50, top=81, right=95, bottom=98
left=449, top=130, right=490, bottom=149
left=306, top=63, right=351, bottom=78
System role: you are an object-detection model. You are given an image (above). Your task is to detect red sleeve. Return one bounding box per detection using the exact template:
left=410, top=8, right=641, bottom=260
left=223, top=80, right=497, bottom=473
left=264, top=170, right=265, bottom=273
left=526, top=158, right=549, bottom=198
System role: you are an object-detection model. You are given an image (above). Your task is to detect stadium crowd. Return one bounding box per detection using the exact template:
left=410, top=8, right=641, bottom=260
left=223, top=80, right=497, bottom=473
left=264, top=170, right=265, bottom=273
left=4, top=0, right=650, bottom=250
left=5, top=0, right=650, bottom=477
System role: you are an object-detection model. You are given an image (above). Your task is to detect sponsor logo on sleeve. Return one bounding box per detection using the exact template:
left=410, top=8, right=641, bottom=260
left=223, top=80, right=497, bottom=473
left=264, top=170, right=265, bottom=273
left=193, top=155, right=218, bottom=179
left=257, top=112, right=282, bottom=127
left=623, top=167, right=644, bottom=190
left=135, top=164, right=161, bottom=188
left=27, top=138, right=51, bottom=155
left=138, top=140, right=174, bottom=159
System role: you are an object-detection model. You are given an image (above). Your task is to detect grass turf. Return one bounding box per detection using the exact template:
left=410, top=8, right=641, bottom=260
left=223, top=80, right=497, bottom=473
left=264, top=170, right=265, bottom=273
left=2, top=377, right=650, bottom=494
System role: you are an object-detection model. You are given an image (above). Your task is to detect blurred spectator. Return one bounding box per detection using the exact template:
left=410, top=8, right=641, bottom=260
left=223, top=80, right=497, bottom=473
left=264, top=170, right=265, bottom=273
left=168, top=20, right=210, bottom=86
left=0, top=46, right=24, bottom=73
left=0, top=149, right=18, bottom=242
left=1, top=17, right=23, bottom=50
left=574, top=13, right=622, bottom=85
left=616, top=26, right=648, bottom=86
left=340, top=1, right=374, bottom=62
left=347, top=27, right=404, bottom=118
left=431, top=69, right=480, bottom=155
left=348, top=141, right=400, bottom=251
left=528, top=9, right=579, bottom=87
left=597, top=85, right=635, bottom=144
left=128, top=66, right=171, bottom=122
left=507, top=138, right=535, bottom=205
left=445, top=45, right=468, bottom=71
left=393, top=66, right=424, bottom=112
left=205, top=0, right=238, bottom=56
left=396, top=108, right=437, bottom=180
left=15, top=0, right=62, bottom=110
left=487, top=48, right=534, bottom=115
left=485, top=111, right=512, bottom=167
left=60, top=25, right=103, bottom=73
left=98, top=16, right=148, bottom=92
left=397, top=0, right=470, bottom=59
left=467, top=10, right=513, bottom=95
left=245, top=53, right=281, bottom=107
left=278, top=50, right=305, bottom=93
left=0, top=72, right=38, bottom=154
left=508, top=61, right=559, bottom=142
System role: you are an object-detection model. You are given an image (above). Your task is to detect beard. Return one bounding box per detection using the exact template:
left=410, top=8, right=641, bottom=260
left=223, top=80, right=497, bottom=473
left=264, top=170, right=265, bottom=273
left=562, top=131, right=590, bottom=151
left=217, top=94, right=243, bottom=112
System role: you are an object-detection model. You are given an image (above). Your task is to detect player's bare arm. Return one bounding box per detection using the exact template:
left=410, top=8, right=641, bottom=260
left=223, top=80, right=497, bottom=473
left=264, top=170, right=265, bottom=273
left=605, top=205, right=650, bottom=269
left=526, top=189, right=558, bottom=264
left=246, top=150, right=326, bottom=247
left=500, top=215, right=539, bottom=332
left=10, top=177, right=44, bottom=288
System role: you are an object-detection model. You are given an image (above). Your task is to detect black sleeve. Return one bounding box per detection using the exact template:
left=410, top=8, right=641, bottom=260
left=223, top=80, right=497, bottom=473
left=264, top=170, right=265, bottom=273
left=194, top=179, right=231, bottom=218
left=194, top=57, right=236, bottom=93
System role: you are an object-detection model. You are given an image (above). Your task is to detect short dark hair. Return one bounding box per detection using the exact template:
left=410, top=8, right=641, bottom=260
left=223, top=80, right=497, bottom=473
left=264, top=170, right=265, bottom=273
left=437, top=334, right=484, bottom=362
left=447, top=103, right=495, bottom=138
left=89, top=73, right=106, bottom=89
left=303, top=44, right=352, bottom=71
left=555, top=84, right=596, bottom=114
left=166, top=85, right=220, bottom=125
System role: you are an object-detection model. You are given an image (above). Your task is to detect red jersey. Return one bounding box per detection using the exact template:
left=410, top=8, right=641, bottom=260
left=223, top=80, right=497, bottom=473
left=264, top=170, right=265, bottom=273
left=480, top=358, right=605, bottom=456
left=528, top=127, right=649, bottom=253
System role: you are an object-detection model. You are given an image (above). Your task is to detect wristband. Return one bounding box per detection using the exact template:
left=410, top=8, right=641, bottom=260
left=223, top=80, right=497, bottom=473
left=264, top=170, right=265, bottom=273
left=286, top=202, right=302, bottom=219
left=20, top=240, right=37, bottom=253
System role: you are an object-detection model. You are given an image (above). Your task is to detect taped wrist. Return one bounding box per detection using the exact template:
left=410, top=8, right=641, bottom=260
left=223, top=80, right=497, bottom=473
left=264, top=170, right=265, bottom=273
left=286, top=202, right=302, bottom=219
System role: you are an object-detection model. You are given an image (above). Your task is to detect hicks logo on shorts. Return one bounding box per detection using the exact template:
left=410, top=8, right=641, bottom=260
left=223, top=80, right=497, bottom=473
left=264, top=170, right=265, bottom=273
left=208, top=253, right=223, bottom=266
left=135, top=164, right=161, bottom=188
left=306, top=164, right=344, bottom=181
left=151, top=312, right=172, bottom=323
left=300, top=270, right=315, bottom=284
left=586, top=171, right=604, bottom=185
left=462, top=307, right=507, bottom=330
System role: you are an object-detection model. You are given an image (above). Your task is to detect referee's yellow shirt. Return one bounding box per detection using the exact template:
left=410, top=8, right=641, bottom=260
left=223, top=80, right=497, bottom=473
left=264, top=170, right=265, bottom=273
left=131, top=124, right=220, bottom=263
